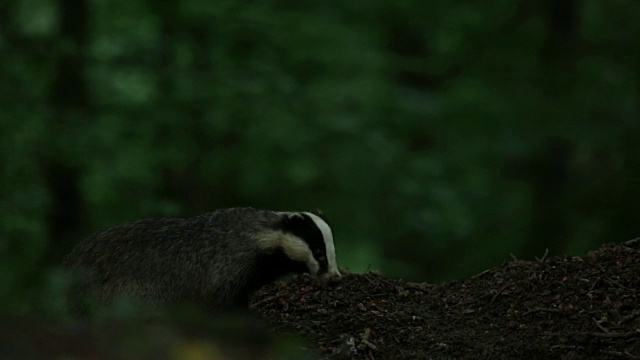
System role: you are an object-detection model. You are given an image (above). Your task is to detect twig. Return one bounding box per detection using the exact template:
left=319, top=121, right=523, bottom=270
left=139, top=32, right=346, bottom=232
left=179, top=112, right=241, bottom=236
left=377, top=276, right=398, bottom=288
left=601, top=350, right=640, bottom=360
left=361, top=327, right=377, bottom=351
left=623, top=237, right=640, bottom=249
left=592, top=317, right=610, bottom=333
left=547, top=332, right=638, bottom=340
left=522, top=307, right=561, bottom=316
left=404, top=282, right=432, bottom=292
left=535, top=248, right=549, bottom=263
left=510, top=253, right=519, bottom=261
left=362, top=274, right=379, bottom=287
left=490, top=284, right=510, bottom=304
left=448, top=299, right=478, bottom=308
left=250, top=294, right=281, bottom=308
left=472, top=269, right=491, bottom=279
left=363, top=339, right=378, bottom=351
left=590, top=332, right=639, bottom=339
left=620, top=309, right=640, bottom=324
left=605, top=278, right=627, bottom=290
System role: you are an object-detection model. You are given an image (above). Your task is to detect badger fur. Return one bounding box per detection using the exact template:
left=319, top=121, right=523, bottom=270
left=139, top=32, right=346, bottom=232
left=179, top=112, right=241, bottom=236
left=63, top=207, right=341, bottom=313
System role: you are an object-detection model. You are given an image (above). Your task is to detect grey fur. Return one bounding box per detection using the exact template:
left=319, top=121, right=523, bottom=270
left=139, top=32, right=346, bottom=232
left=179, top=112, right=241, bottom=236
left=63, top=207, right=326, bottom=313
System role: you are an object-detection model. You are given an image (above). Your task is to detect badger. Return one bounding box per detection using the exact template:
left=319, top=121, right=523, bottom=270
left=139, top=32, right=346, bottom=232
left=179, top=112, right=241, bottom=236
left=63, top=207, right=341, bottom=313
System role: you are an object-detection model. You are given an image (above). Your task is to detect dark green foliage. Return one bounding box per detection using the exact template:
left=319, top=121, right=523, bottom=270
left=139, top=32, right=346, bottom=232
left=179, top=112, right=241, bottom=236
left=1, top=0, right=639, bottom=316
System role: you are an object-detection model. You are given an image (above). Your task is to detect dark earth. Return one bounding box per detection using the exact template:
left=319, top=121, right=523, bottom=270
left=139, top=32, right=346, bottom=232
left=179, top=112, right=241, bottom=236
left=3, top=240, right=640, bottom=359
left=251, top=240, right=640, bottom=360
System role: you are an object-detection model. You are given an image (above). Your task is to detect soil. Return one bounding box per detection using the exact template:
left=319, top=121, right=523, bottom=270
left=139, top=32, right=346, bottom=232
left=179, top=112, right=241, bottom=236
left=251, top=240, right=640, bottom=360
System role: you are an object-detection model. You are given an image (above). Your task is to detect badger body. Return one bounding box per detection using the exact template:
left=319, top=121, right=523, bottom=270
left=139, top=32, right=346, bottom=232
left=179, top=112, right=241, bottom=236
left=63, top=207, right=341, bottom=312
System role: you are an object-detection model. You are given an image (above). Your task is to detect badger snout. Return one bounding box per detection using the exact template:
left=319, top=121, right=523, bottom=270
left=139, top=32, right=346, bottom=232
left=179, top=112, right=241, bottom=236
left=319, top=271, right=342, bottom=285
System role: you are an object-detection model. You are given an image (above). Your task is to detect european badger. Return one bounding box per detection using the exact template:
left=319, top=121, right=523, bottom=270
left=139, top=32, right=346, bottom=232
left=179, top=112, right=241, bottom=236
left=63, top=207, right=341, bottom=312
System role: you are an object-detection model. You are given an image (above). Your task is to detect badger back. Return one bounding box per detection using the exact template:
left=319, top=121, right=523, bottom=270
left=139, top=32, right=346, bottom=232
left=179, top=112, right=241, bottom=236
left=63, top=208, right=284, bottom=308
left=63, top=207, right=344, bottom=312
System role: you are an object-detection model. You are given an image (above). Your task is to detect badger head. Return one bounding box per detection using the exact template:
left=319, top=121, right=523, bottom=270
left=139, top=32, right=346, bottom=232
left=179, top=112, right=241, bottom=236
left=272, top=210, right=342, bottom=284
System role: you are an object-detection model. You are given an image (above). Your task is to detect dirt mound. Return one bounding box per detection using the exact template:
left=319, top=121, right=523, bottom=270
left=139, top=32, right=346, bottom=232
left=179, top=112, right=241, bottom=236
left=251, top=241, right=640, bottom=359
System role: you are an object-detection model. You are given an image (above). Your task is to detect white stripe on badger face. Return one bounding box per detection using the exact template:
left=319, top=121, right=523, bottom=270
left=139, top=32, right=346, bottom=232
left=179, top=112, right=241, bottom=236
left=303, top=212, right=341, bottom=279
left=279, top=233, right=320, bottom=275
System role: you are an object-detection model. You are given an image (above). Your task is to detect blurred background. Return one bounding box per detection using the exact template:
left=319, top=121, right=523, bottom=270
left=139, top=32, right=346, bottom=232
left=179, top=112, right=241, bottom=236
left=1, top=0, right=639, bottom=314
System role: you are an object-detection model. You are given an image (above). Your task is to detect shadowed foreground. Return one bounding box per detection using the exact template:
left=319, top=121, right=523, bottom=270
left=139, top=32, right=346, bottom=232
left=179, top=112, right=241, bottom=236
left=3, top=241, right=639, bottom=359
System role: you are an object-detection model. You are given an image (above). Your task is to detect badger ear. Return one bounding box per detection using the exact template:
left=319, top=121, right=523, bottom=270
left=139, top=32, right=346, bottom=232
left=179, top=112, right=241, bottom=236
left=278, top=212, right=306, bottom=232
left=311, top=209, right=328, bottom=223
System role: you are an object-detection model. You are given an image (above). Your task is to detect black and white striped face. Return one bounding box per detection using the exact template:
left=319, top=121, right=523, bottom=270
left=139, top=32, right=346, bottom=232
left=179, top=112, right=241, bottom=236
left=278, top=211, right=341, bottom=283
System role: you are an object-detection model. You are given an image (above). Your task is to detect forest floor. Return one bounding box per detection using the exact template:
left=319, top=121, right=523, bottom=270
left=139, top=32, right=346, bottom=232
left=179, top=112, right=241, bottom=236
left=252, top=240, right=640, bottom=360
left=3, top=241, right=640, bottom=360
